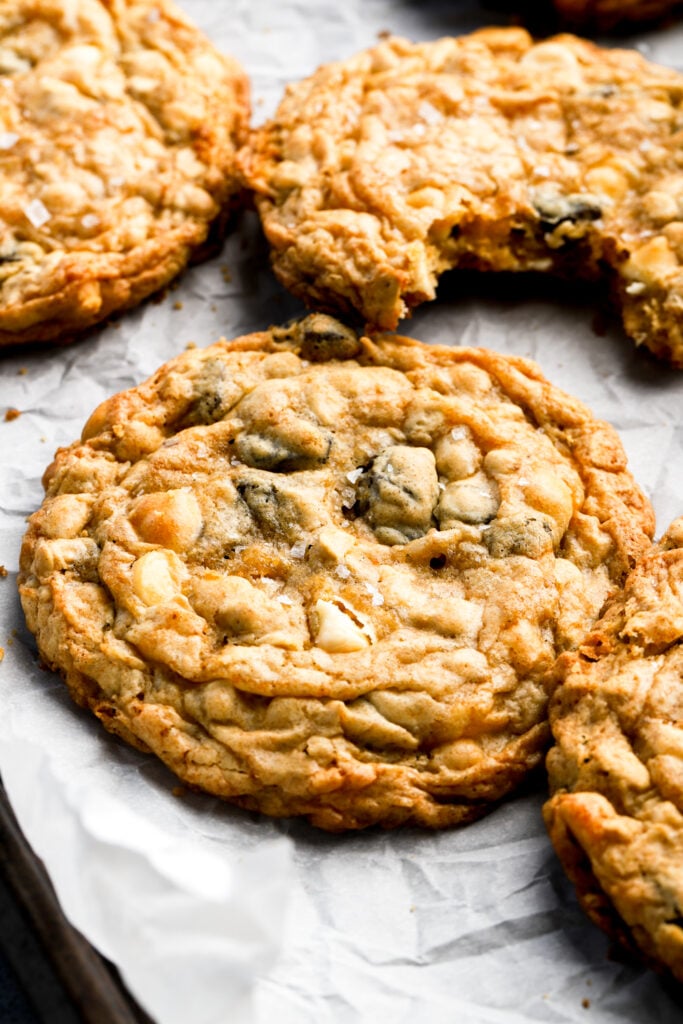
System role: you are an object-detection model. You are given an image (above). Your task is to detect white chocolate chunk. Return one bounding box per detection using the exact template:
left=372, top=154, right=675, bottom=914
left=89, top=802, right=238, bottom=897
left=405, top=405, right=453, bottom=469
left=437, top=473, right=499, bottom=527
left=132, top=550, right=187, bottom=606
left=312, top=599, right=372, bottom=653
left=40, top=494, right=94, bottom=539
left=130, top=489, right=203, bottom=552
left=434, top=428, right=481, bottom=480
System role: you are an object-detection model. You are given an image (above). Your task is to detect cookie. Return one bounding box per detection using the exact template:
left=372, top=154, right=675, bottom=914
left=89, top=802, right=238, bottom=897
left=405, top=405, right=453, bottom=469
left=544, top=520, right=683, bottom=982
left=0, top=0, right=249, bottom=347
left=19, top=314, right=653, bottom=830
left=552, top=0, right=681, bottom=29
left=241, top=29, right=683, bottom=365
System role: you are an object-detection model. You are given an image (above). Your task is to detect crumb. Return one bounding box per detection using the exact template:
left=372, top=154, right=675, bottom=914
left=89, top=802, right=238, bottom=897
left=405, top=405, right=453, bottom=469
left=185, top=341, right=197, bottom=349
left=377, top=29, right=391, bottom=39
left=11, top=628, right=17, bottom=637
left=4, top=408, right=21, bottom=421
left=0, top=648, right=4, bottom=663
left=582, top=998, right=591, bottom=1009
left=221, top=265, right=232, bottom=283
left=40, top=436, right=46, bottom=442
left=256, top=96, right=264, bottom=105
left=172, top=785, right=188, bottom=797
left=0, top=565, right=7, bottom=578
left=173, top=300, right=183, bottom=310
left=18, top=367, right=27, bottom=375
left=210, top=303, right=217, bottom=312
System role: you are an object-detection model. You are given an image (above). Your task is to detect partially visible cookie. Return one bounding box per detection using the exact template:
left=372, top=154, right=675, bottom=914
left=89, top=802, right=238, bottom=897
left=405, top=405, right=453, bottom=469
left=545, top=520, right=683, bottom=981
left=552, top=0, right=681, bottom=29
left=19, top=315, right=653, bottom=830
left=241, top=29, right=683, bottom=365
left=0, top=0, right=249, bottom=347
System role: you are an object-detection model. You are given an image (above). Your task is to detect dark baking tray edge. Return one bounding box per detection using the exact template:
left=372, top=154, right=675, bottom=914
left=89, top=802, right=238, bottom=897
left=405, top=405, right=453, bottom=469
left=0, top=776, right=154, bottom=1024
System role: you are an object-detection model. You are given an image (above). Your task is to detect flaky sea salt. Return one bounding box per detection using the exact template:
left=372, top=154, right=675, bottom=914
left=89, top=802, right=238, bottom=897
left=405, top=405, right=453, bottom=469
left=336, top=565, right=351, bottom=579
left=341, top=487, right=356, bottom=508
left=346, top=467, right=364, bottom=484
left=81, top=213, right=100, bottom=229
left=276, top=594, right=293, bottom=606
left=290, top=540, right=307, bottom=559
left=450, top=426, right=467, bottom=441
left=418, top=100, right=441, bottom=125
left=23, top=198, right=50, bottom=228
left=363, top=582, right=384, bottom=607
left=0, top=132, right=19, bottom=150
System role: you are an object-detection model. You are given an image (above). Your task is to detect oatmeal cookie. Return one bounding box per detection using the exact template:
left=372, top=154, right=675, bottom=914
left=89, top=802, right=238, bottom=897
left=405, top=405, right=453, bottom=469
left=19, top=314, right=653, bottom=830
left=0, top=0, right=248, bottom=347
left=241, top=29, right=683, bottom=365
left=545, top=520, right=683, bottom=982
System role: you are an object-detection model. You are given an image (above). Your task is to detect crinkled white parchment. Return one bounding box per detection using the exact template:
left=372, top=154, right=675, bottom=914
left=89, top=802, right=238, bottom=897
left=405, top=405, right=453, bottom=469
left=1, top=3, right=683, bottom=1022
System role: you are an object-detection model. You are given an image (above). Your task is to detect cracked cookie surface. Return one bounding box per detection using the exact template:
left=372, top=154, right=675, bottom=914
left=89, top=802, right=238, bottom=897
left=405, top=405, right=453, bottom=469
left=242, top=29, right=683, bottom=365
left=545, top=520, right=683, bottom=982
left=0, top=0, right=248, bottom=347
left=19, top=314, right=654, bottom=830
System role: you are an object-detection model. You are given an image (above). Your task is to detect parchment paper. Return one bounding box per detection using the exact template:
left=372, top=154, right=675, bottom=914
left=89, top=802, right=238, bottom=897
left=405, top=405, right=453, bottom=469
left=1, top=3, right=683, bottom=1022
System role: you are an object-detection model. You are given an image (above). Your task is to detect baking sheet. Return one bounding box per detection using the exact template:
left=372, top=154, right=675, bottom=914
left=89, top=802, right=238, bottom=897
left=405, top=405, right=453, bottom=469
left=1, top=2, right=683, bottom=1021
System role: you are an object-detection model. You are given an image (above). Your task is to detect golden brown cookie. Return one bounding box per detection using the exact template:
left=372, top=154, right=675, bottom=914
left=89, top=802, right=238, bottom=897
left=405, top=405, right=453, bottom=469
left=241, top=29, right=683, bottom=365
left=19, top=315, right=653, bottom=830
left=0, top=0, right=249, bottom=347
left=545, top=520, right=683, bottom=981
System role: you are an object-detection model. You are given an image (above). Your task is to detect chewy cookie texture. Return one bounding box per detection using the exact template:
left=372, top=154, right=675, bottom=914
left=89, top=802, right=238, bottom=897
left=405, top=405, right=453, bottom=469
left=545, top=521, right=683, bottom=983
left=19, top=315, right=654, bottom=830
left=242, top=29, right=683, bottom=365
left=0, top=0, right=248, bottom=347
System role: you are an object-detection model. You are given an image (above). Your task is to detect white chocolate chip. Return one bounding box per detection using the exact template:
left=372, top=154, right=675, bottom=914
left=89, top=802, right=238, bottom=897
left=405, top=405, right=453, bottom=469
left=132, top=550, right=186, bottom=606
left=312, top=599, right=372, bottom=653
